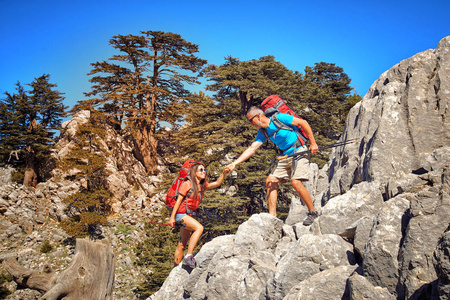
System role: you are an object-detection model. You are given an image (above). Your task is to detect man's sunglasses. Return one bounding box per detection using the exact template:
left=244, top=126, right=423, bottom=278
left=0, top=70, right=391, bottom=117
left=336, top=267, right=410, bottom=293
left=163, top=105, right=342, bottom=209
left=248, top=114, right=259, bottom=123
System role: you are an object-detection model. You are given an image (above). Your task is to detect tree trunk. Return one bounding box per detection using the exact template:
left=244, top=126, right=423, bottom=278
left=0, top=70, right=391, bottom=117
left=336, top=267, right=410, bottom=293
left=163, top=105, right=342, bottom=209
left=239, top=91, right=255, bottom=115
left=134, top=122, right=158, bottom=175
left=2, top=238, right=115, bottom=300
left=23, top=146, right=38, bottom=188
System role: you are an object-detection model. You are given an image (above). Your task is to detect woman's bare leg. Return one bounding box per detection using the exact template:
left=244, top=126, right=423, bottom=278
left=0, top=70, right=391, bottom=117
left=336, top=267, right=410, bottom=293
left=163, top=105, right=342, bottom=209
left=174, top=226, right=191, bottom=266
left=180, top=215, right=204, bottom=255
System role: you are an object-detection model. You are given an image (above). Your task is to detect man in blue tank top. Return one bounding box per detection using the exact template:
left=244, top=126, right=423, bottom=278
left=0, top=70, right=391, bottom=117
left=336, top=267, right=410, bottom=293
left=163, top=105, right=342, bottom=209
left=227, top=106, right=319, bottom=226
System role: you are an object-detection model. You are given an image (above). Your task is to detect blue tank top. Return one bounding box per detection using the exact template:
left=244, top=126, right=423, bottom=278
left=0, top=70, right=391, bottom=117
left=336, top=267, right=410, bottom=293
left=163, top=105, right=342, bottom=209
left=255, top=113, right=301, bottom=155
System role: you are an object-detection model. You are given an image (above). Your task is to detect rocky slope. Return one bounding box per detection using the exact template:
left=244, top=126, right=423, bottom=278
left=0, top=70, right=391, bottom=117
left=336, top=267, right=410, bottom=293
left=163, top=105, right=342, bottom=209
left=0, top=111, right=166, bottom=299
left=150, top=36, right=450, bottom=300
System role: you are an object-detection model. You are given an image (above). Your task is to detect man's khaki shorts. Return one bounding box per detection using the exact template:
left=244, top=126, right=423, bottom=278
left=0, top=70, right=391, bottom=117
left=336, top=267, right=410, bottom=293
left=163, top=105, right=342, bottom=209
left=270, top=146, right=310, bottom=181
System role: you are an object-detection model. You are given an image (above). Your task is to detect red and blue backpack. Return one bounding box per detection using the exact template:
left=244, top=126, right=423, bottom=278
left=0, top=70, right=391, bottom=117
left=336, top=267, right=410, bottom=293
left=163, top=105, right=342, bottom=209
left=260, top=95, right=309, bottom=150
left=165, top=159, right=202, bottom=215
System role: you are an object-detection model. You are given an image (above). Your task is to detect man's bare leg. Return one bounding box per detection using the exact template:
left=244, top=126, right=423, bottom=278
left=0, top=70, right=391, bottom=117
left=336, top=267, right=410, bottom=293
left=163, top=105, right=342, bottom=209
left=291, top=179, right=315, bottom=212
left=266, top=176, right=282, bottom=216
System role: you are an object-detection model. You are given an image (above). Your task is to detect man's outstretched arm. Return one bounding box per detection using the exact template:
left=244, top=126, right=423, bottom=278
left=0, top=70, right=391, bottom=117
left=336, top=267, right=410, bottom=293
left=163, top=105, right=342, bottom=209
left=227, top=141, right=263, bottom=171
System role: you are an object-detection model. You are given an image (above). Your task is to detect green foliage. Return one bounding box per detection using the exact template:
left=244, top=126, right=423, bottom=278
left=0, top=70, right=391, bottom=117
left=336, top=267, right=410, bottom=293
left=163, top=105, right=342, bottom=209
left=40, top=240, right=53, bottom=253
left=10, top=170, right=24, bottom=184
left=297, top=62, right=353, bottom=140
left=203, top=55, right=304, bottom=113
left=60, top=217, right=89, bottom=238
left=28, top=74, right=68, bottom=131
left=115, top=224, right=134, bottom=236
left=134, top=214, right=181, bottom=298
left=58, top=108, right=112, bottom=239
left=0, top=75, right=67, bottom=185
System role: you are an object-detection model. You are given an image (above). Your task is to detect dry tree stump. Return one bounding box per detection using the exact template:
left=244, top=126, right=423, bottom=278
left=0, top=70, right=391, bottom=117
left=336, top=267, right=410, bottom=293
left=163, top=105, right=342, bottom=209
left=3, top=238, right=115, bottom=300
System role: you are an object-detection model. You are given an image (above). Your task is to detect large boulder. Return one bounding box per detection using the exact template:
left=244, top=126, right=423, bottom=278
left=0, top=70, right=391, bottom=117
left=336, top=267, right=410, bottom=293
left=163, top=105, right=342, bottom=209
left=262, top=233, right=355, bottom=300
left=283, top=265, right=357, bottom=300
left=150, top=214, right=282, bottom=300
left=362, top=196, right=411, bottom=293
left=319, top=181, right=383, bottom=238
left=348, top=272, right=395, bottom=300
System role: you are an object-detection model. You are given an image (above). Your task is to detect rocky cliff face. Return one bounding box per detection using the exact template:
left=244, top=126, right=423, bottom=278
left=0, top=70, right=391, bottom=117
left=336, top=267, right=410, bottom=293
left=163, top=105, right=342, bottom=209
left=322, top=36, right=449, bottom=200
left=150, top=36, right=450, bottom=300
left=53, top=110, right=165, bottom=214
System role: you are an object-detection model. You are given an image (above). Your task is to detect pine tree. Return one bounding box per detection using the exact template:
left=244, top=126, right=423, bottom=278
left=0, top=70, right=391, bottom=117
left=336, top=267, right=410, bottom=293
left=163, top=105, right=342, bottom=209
left=28, top=74, right=67, bottom=131
left=203, top=55, right=303, bottom=114
left=300, top=62, right=353, bottom=139
left=0, top=75, right=67, bottom=186
left=78, top=31, right=207, bottom=175
left=0, top=83, right=26, bottom=167
left=57, top=108, right=111, bottom=238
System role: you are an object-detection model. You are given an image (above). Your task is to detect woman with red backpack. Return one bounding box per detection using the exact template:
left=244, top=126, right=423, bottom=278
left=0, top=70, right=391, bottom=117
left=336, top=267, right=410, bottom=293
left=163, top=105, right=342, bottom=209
left=169, top=163, right=230, bottom=268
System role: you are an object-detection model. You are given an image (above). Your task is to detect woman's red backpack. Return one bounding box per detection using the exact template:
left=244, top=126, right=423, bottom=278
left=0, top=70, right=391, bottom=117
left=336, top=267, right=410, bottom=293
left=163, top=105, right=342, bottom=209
left=165, top=159, right=201, bottom=210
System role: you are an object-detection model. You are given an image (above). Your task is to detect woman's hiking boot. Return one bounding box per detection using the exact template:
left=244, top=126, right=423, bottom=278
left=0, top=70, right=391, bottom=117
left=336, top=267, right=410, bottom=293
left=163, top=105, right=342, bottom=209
left=182, top=255, right=196, bottom=268
left=303, top=211, right=318, bottom=226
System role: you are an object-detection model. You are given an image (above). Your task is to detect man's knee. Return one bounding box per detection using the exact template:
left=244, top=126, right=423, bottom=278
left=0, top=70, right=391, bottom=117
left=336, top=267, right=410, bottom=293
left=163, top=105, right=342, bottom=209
left=291, top=178, right=307, bottom=188
left=266, top=177, right=279, bottom=189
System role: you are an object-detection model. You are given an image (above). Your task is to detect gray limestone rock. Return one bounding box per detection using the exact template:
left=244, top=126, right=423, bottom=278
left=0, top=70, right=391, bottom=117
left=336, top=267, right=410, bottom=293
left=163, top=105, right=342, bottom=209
left=348, top=272, right=395, bottom=300
left=283, top=265, right=358, bottom=300
left=362, top=196, right=411, bottom=293
left=433, top=227, right=450, bottom=300
left=319, top=181, right=383, bottom=239
left=263, top=233, right=355, bottom=300
left=321, top=36, right=450, bottom=203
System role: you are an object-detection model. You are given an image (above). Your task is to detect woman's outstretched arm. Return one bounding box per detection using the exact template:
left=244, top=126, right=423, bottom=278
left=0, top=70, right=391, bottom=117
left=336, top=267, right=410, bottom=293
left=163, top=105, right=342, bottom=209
left=207, top=167, right=230, bottom=189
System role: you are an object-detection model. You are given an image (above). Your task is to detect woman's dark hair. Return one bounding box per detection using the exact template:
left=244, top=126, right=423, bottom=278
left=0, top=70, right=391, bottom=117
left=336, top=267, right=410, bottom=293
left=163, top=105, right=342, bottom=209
left=187, top=164, right=208, bottom=199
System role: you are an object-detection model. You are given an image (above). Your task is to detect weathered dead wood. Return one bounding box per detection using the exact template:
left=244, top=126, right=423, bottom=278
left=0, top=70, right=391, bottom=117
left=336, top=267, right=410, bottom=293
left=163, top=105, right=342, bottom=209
left=2, top=259, right=55, bottom=293
left=8, top=149, right=21, bottom=162
left=3, top=238, right=115, bottom=300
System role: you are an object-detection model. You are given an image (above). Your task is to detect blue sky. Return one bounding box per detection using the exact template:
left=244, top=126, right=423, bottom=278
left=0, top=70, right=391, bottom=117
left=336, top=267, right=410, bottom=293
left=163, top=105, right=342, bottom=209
left=1, top=0, right=449, bottom=113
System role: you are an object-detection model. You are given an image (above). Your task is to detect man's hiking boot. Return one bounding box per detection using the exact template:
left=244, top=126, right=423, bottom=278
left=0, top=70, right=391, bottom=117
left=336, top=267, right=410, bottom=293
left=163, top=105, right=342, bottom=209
left=182, top=255, right=196, bottom=268
left=303, top=211, right=318, bottom=226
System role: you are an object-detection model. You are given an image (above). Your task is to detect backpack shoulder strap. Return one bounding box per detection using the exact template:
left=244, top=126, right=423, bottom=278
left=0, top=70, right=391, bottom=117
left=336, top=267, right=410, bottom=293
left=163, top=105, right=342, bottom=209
left=260, top=128, right=270, bottom=139
left=260, top=112, right=293, bottom=139
left=265, top=113, right=309, bottom=151
left=271, top=113, right=295, bottom=132
left=184, top=179, right=203, bottom=200
left=184, top=178, right=193, bottom=197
